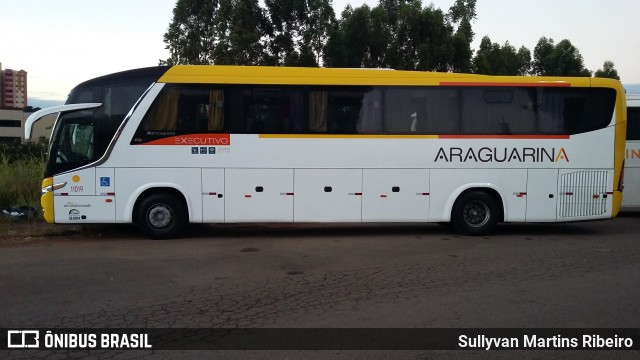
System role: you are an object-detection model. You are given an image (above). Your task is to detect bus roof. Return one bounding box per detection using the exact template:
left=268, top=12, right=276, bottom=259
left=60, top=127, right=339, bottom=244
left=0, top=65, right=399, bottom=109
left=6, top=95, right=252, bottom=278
left=73, top=66, right=170, bottom=89
left=68, top=65, right=625, bottom=91
left=158, top=65, right=604, bottom=88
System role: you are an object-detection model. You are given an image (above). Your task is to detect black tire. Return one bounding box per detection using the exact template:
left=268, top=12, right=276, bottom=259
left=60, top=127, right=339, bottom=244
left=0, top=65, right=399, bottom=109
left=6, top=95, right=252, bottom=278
left=137, top=193, right=187, bottom=239
left=451, top=190, right=500, bottom=236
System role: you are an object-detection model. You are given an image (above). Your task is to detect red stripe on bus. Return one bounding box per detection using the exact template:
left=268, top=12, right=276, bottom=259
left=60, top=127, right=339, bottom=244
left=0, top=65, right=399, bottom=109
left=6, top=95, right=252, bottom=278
left=438, top=135, right=570, bottom=139
left=439, top=81, right=572, bottom=87
left=139, top=133, right=231, bottom=146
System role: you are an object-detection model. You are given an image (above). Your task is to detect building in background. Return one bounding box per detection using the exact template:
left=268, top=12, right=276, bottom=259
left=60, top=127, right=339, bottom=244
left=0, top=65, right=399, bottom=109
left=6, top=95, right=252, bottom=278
left=0, top=109, right=55, bottom=144
left=0, top=62, right=53, bottom=143
left=0, top=62, right=28, bottom=109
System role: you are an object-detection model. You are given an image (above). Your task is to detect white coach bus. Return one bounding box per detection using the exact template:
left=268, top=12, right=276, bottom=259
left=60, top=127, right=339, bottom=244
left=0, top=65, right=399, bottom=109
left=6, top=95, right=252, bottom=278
left=622, top=94, right=640, bottom=210
left=25, top=66, right=626, bottom=238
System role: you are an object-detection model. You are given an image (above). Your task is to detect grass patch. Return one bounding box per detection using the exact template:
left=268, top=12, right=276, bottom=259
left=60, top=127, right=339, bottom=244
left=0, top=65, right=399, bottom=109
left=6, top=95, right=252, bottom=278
left=0, top=145, right=46, bottom=211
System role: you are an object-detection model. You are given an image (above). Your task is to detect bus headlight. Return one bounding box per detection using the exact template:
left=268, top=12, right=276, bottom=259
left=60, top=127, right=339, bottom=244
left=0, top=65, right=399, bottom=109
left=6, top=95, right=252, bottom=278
left=42, top=182, right=67, bottom=194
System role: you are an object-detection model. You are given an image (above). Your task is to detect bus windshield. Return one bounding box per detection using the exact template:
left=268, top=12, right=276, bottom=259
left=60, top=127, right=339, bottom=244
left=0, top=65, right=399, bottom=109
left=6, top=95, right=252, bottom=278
left=47, top=109, right=99, bottom=174
left=44, top=66, right=169, bottom=177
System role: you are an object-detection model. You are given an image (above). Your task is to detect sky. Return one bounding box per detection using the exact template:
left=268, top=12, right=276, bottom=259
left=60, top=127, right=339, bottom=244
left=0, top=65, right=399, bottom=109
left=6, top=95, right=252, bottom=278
left=1, top=0, right=639, bottom=105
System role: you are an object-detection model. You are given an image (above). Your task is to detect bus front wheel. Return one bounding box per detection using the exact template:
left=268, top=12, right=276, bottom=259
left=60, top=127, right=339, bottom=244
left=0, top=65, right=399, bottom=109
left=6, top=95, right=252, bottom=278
left=452, top=190, right=500, bottom=236
left=137, top=193, right=187, bottom=239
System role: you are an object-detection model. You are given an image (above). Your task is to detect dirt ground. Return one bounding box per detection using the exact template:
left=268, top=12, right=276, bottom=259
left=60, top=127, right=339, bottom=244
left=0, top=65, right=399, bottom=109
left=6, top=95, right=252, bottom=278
left=0, top=218, right=138, bottom=245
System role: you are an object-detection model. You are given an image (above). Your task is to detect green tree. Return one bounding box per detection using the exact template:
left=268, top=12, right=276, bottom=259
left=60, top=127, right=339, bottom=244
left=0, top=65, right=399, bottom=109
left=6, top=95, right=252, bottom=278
left=160, top=0, right=222, bottom=65
left=415, top=5, right=454, bottom=71
left=389, top=2, right=454, bottom=71
left=386, top=1, right=428, bottom=70
left=326, top=1, right=455, bottom=71
left=515, top=46, right=531, bottom=76
left=264, top=0, right=335, bottom=66
left=532, top=37, right=591, bottom=77
left=532, top=36, right=553, bottom=75
left=366, top=5, right=392, bottom=67
left=325, top=4, right=392, bottom=68
left=161, top=0, right=268, bottom=65
left=447, top=0, right=476, bottom=72
left=472, top=36, right=531, bottom=75
left=212, top=0, right=268, bottom=65
left=594, top=60, right=620, bottom=80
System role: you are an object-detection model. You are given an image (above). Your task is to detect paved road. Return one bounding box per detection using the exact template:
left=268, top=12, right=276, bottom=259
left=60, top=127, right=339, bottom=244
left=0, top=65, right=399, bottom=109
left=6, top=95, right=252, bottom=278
left=1, top=214, right=639, bottom=359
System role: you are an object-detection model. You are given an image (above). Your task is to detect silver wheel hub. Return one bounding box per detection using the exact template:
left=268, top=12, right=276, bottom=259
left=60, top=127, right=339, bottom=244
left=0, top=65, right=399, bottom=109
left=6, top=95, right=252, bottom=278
left=148, top=204, right=173, bottom=229
left=463, top=200, right=490, bottom=227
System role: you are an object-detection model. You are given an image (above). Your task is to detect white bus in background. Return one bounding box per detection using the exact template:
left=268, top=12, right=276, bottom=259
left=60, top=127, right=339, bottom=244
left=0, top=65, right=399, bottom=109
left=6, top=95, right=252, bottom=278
left=622, top=94, right=640, bottom=210
left=25, top=66, right=627, bottom=238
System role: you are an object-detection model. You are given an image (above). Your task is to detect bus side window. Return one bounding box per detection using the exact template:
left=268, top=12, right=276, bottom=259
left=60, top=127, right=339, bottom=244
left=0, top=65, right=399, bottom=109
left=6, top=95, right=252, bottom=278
left=628, top=107, right=640, bottom=140
left=133, top=85, right=222, bottom=143
left=308, top=91, right=328, bottom=132
left=139, top=85, right=226, bottom=138
left=143, top=86, right=180, bottom=132
left=327, top=91, right=361, bottom=133
left=208, top=90, right=225, bottom=132
left=356, top=88, right=382, bottom=133
left=537, top=89, right=565, bottom=134
left=461, top=87, right=536, bottom=135
left=538, top=88, right=615, bottom=135
left=384, top=87, right=459, bottom=134
left=230, top=87, right=303, bottom=134
left=176, top=87, right=224, bottom=133
left=309, top=87, right=382, bottom=134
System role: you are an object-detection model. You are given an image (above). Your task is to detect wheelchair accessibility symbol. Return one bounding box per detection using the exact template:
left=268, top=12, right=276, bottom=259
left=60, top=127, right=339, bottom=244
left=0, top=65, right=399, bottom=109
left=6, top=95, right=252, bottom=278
left=100, top=177, right=111, bottom=187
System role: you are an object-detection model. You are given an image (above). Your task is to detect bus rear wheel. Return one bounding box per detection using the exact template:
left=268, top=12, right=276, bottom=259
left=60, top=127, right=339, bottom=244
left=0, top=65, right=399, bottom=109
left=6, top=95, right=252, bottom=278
left=452, top=190, right=500, bottom=236
left=137, top=193, right=187, bottom=239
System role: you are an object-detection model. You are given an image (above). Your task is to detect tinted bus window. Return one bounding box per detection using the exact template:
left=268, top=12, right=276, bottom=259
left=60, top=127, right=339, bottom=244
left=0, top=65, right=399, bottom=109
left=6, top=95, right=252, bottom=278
left=538, top=88, right=616, bottom=135
left=461, top=87, right=537, bottom=135
left=134, top=84, right=225, bottom=143
left=229, top=87, right=304, bottom=133
left=628, top=107, right=640, bottom=140
left=308, top=87, right=382, bottom=134
left=384, top=87, right=460, bottom=134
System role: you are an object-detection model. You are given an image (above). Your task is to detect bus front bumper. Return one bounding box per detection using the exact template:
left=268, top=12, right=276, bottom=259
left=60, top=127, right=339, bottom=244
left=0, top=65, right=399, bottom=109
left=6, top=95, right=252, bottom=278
left=41, top=177, right=54, bottom=224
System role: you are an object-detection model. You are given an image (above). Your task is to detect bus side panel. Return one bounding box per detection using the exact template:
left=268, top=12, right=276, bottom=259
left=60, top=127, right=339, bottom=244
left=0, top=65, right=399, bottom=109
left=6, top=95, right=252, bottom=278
left=525, top=169, right=558, bottom=222
left=115, top=168, right=202, bottom=223
left=52, top=168, right=115, bottom=224
left=202, top=168, right=225, bottom=223
left=429, top=169, right=527, bottom=222
left=362, top=169, right=429, bottom=222
left=294, top=169, right=362, bottom=222
left=224, top=169, right=294, bottom=222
